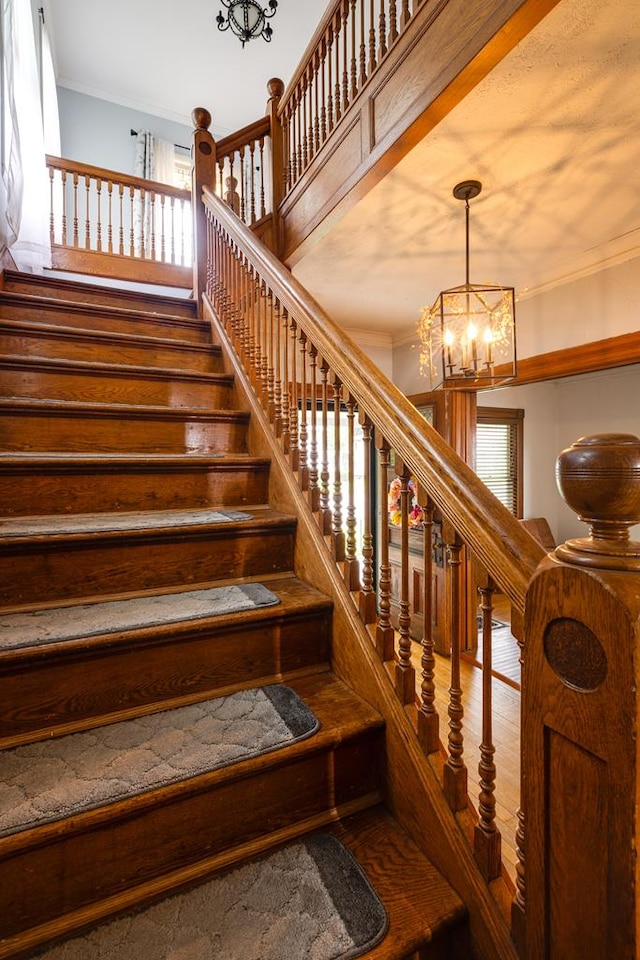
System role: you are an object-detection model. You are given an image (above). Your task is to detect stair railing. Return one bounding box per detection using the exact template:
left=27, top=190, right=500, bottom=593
left=200, top=175, right=542, bottom=922
left=45, top=155, right=192, bottom=286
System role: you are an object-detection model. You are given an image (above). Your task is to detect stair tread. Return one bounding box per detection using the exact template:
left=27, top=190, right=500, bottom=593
left=0, top=353, right=233, bottom=383
left=0, top=315, right=219, bottom=353
left=0, top=396, right=248, bottom=418
left=0, top=289, right=201, bottom=327
left=0, top=575, right=330, bottom=653
left=0, top=672, right=382, bottom=845
left=0, top=451, right=268, bottom=465
left=0, top=505, right=291, bottom=541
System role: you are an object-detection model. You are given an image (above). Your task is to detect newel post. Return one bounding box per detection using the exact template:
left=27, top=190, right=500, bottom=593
left=520, top=433, right=640, bottom=959
left=191, top=107, right=216, bottom=314
left=266, top=78, right=285, bottom=257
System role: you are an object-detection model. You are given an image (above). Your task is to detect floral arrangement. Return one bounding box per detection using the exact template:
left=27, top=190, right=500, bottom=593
left=388, top=477, right=424, bottom=528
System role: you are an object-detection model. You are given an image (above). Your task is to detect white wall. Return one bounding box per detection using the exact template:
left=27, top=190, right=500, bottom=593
left=57, top=87, right=192, bottom=176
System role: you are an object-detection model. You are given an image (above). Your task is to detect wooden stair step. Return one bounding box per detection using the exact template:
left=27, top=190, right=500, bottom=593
left=0, top=398, right=249, bottom=454
left=0, top=673, right=385, bottom=954
left=0, top=355, right=234, bottom=408
left=0, top=575, right=333, bottom=747
left=0, top=506, right=296, bottom=605
left=0, top=316, right=223, bottom=371
left=1, top=270, right=198, bottom=319
left=0, top=452, right=270, bottom=516
left=0, top=291, right=210, bottom=342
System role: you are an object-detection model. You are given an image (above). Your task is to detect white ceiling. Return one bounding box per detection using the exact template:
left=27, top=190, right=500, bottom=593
left=44, top=0, right=329, bottom=136
left=45, top=0, right=640, bottom=344
left=293, top=0, right=640, bottom=340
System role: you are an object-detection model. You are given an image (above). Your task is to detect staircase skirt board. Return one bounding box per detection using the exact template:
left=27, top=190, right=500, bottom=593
left=0, top=577, right=332, bottom=746
left=0, top=454, right=271, bottom=516
left=0, top=674, right=384, bottom=943
left=0, top=401, right=249, bottom=454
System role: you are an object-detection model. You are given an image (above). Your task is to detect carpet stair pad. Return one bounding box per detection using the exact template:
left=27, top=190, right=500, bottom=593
left=0, top=684, right=318, bottom=838
left=28, top=833, right=388, bottom=960
left=0, top=582, right=281, bottom=649
left=0, top=507, right=253, bottom=538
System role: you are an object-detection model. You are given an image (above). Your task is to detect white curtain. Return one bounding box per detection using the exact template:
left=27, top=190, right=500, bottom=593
left=0, top=0, right=52, bottom=271
left=133, top=130, right=175, bottom=257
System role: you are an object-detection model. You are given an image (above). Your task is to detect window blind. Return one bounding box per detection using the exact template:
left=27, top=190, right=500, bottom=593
left=476, top=421, right=518, bottom=514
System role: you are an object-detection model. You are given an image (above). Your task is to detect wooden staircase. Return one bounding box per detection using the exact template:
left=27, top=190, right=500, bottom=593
left=0, top=272, right=469, bottom=959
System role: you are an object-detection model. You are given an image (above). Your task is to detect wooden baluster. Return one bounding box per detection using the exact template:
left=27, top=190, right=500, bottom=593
left=289, top=97, right=298, bottom=187
left=266, top=289, right=276, bottom=422
left=417, top=498, right=439, bottom=753
left=239, top=148, right=246, bottom=223
left=395, top=465, right=416, bottom=702
left=61, top=169, right=68, bottom=246
left=273, top=297, right=283, bottom=437
left=301, top=71, right=309, bottom=171
left=474, top=578, right=502, bottom=881
left=288, top=317, right=300, bottom=472
left=246, top=266, right=256, bottom=385
left=378, top=0, right=387, bottom=61
left=150, top=192, right=157, bottom=259
left=129, top=186, right=135, bottom=256
left=308, top=345, right=320, bottom=511
left=334, top=10, right=342, bottom=124
left=443, top=535, right=468, bottom=812
left=180, top=197, right=187, bottom=265
left=298, top=330, right=309, bottom=490
left=48, top=165, right=55, bottom=246
left=344, top=393, right=360, bottom=590
left=96, top=177, right=103, bottom=252
left=169, top=196, right=176, bottom=263
left=342, top=0, right=350, bottom=114
left=281, top=307, right=291, bottom=454
left=255, top=275, right=265, bottom=397
left=359, top=0, right=367, bottom=88
left=160, top=194, right=167, bottom=261
left=72, top=173, right=79, bottom=247
left=261, top=281, right=269, bottom=403
left=217, top=157, right=225, bottom=198
left=319, top=359, right=332, bottom=534
left=376, top=440, right=395, bottom=660
left=388, top=0, right=398, bottom=45
left=107, top=180, right=114, bottom=254
left=84, top=175, right=91, bottom=249
left=368, top=0, right=377, bottom=74
left=118, top=183, right=124, bottom=255
left=320, top=38, right=328, bottom=143
left=258, top=138, right=266, bottom=219
left=358, top=416, right=376, bottom=623
left=400, top=0, right=411, bottom=29
left=350, top=0, right=358, bottom=100
left=331, top=375, right=345, bottom=561
left=297, top=88, right=305, bottom=181
left=313, top=53, right=321, bottom=154
left=512, top=807, right=526, bottom=948
left=327, top=25, right=335, bottom=133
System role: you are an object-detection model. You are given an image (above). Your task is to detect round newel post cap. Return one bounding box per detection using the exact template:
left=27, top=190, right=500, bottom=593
left=555, top=433, right=640, bottom=570
left=192, top=108, right=212, bottom=131
left=267, top=78, right=285, bottom=99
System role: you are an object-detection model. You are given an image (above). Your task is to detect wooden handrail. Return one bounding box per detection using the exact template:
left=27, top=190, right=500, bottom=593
left=45, top=155, right=190, bottom=202
left=217, top=116, right=270, bottom=160
left=202, top=184, right=544, bottom=612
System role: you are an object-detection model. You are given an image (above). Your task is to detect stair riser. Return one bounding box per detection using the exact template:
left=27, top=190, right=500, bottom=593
left=0, top=368, right=234, bottom=409
left=0, top=302, right=208, bottom=343
left=0, top=732, right=382, bottom=942
left=0, top=411, right=248, bottom=454
left=0, top=610, right=332, bottom=746
left=0, top=330, right=222, bottom=373
left=0, top=463, right=270, bottom=516
left=0, top=525, right=296, bottom=604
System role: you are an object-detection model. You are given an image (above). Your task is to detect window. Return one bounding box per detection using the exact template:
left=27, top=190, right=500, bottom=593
left=476, top=407, right=524, bottom=517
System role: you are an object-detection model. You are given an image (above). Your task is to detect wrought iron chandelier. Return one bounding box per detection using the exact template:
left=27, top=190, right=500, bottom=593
left=216, top=0, right=278, bottom=46
left=419, top=180, right=516, bottom=390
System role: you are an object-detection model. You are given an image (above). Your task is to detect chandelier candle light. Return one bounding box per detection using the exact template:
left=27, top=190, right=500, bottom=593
left=216, top=0, right=278, bottom=46
left=419, top=180, right=516, bottom=390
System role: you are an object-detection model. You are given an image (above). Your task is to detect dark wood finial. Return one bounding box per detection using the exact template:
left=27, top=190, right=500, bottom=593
left=267, top=78, right=285, bottom=99
left=192, top=108, right=212, bottom=131
left=555, top=433, right=640, bottom=570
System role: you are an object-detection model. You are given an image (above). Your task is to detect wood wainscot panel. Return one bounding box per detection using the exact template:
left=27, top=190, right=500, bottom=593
left=282, top=115, right=362, bottom=260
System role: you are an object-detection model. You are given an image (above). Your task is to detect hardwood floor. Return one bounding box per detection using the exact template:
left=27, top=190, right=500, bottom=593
left=411, top=600, right=521, bottom=882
